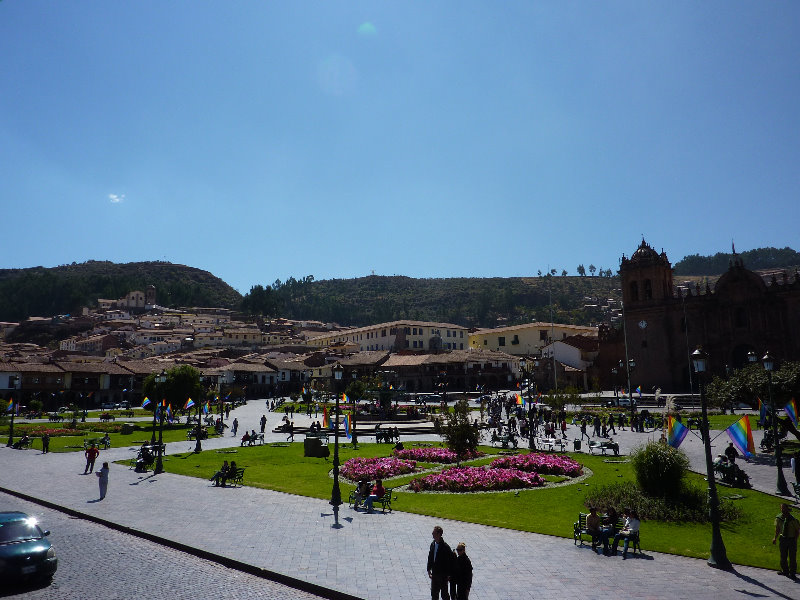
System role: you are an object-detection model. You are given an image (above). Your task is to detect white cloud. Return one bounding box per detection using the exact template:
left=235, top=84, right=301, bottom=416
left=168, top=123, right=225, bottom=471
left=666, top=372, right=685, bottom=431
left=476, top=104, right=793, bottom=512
left=108, top=193, right=125, bottom=204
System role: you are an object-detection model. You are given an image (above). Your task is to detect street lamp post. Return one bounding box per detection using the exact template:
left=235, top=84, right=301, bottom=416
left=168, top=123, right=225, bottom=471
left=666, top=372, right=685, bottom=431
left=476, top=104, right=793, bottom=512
left=194, top=395, right=204, bottom=454
left=153, top=371, right=167, bottom=474
left=762, top=352, right=790, bottom=496
left=623, top=358, right=636, bottom=428
left=330, top=364, right=343, bottom=528
left=691, top=348, right=732, bottom=570
left=611, top=367, right=618, bottom=401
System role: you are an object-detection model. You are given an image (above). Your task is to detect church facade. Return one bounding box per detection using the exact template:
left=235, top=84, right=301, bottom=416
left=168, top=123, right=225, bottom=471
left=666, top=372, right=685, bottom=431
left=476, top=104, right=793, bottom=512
left=595, top=240, right=800, bottom=392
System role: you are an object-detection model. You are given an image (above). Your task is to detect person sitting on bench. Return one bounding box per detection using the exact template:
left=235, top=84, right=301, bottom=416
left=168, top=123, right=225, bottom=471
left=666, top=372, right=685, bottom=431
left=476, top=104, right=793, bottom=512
left=240, top=432, right=250, bottom=446
left=363, top=479, right=385, bottom=513
left=611, top=508, right=640, bottom=558
left=12, top=434, right=30, bottom=449
left=353, top=479, right=371, bottom=509
left=585, top=506, right=603, bottom=550
left=249, top=429, right=258, bottom=445
left=210, top=460, right=229, bottom=486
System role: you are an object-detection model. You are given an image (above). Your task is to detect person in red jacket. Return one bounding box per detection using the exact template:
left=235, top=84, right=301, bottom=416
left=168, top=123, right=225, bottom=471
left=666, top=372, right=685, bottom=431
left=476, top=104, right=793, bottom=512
left=84, top=443, right=100, bottom=474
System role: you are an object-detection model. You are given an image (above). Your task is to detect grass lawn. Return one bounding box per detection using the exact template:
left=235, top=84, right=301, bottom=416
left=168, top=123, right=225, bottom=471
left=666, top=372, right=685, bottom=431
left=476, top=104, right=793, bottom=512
left=6, top=423, right=218, bottom=453
left=151, top=442, right=785, bottom=570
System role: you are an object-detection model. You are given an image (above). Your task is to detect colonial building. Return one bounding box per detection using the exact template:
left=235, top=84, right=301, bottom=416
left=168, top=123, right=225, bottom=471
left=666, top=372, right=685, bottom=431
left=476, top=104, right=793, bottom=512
left=469, top=322, right=596, bottom=355
left=596, top=240, right=800, bottom=392
left=307, top=320, right=469, bottom=352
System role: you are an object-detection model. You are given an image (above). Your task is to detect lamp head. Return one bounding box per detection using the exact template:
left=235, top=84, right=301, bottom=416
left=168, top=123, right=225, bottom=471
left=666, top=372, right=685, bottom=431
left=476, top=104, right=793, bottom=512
left=762, top=352, right=774, bottom=372
left=691, top=347, right=708, bottom=373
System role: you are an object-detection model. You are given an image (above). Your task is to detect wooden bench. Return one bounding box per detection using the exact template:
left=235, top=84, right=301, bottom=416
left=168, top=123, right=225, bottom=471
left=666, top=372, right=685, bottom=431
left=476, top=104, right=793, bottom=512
left=48, top=413, right=65, bottom=422
left=538, top=437, right=567, bottom=452
left=588, top=440, right=620, bottom=456
left=99, top=413, right=116, bottom=422
left=348, top=486, right=395, bottom=513
left=491, top=431, right=518, bottom=448
left=375, top=428, right=398, bottom=444
left=119, top=410, right=135, bottom=418
left=187, top=427, right=209, bottom=440
left=12, top=437, right=33, bottom=450
left=573, top=512, right=641, bottom=555
left=226, top=467, right=246, bottom=487
left=305, top=431, right=330, bottom=443
left=713, top=461, right=751, bottom=488
left=84, top=436, right=112, bottom=450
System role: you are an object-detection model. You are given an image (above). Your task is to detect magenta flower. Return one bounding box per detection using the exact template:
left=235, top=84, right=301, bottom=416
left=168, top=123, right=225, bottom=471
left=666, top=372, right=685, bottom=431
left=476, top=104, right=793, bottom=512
left=393, top=447, right=484, bottom=464
left=409, top=466, right=545, bottom=493
left=340, top=457, right=416, bottom=481
left=490, top=453, right=583, bottom=477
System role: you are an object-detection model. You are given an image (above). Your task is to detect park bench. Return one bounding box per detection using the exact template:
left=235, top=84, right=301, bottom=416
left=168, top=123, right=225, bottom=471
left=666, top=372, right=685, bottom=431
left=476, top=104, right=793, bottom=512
left=119, top=409, right=135, bottom=418
left=12, top=437, right=33, bottom=450
left=573, top=512, right=641, bottom=555
left=48, top=413, right=65, bottom=422
left=348, top=487, right=395, bottom=513
left=99, top=413, right=116, bottom=422
left=226, top=467, right=246, bottom=487
left=588, top=440, right=620, bottom=456
left=491, top=431, right=518, bottom=449
left=84, top=436, right=112, bottom=450
left=252, top=432, right=265, bottom=445
left=713, top=461, right=751, bottom=488
left=131, top=444, right=162, bottom=472
left=538, top=437, right=566, bottom=452
left=186, top=427, right=209, bottom=440
left=375, top=428, right=398, bottom=444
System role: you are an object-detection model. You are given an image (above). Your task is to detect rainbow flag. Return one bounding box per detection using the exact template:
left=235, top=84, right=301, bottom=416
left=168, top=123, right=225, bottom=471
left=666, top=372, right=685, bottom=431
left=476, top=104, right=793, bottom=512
left=784, top=398, right=798, bottom=426
left=516, top=393, right=524, bottom=406
left=344, top=413, right=351, bottom=439
left=302, top=386, right=306, bottom=396
left=203, top=402, right=209, bottom=415
left=758, top=398, right=767, bottom=425
left=141, top=397, right=151, bottom=408
left=184, top=398, right=195, bottom=410
left=667, top=416, right=688, bottom=449
left=322, top=406, right=330, bottom=429
left=342, top=393, right=349, bottom=405
left=536, top=392, right=542, bottom=401
left=725, top=415, right=755, bottom=458
left=5, top=398, right=13, bottom=413
left=636, top=385, right=642, bottom=397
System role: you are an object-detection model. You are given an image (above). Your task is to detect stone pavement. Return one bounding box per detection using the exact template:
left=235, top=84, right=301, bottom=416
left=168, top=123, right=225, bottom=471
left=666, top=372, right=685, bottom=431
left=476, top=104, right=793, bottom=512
left=1, top=400, right=799, bottom=600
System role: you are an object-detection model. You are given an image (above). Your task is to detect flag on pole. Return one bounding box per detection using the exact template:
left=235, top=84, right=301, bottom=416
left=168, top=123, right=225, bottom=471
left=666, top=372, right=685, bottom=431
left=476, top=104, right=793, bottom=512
left=166, top=404, right=173, bottom=423
left=322, top=406, right=330, bottom=429
left=344, top=413, right=351, bottom=439
left=667, top=416, right=688, bottom=449
left=302, top=386, right=306, bottom=396
left=342, top=393, right=349, bottom=405
left=141, top=397, right=151, bottom=408
left=203, top=401, right=209, bottom=415
left=5, top=398, right=13, bottom=413
left=516, top=393, right=524, bottom=406
left=758, top=398, right=767, bottom=425
left=636, top=385, right=642, bottom=397
left=784, top=398, right=798, bottom=426
left=725, top=415, right=755, bottom=458
left=184, top=398, right=194, bottom=410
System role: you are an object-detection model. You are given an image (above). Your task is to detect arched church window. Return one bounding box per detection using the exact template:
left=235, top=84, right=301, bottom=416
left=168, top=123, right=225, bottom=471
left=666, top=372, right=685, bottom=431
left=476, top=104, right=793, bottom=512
left=644, top=279, right=653, bottom=300
left=629, top=281, right=639, bottom=301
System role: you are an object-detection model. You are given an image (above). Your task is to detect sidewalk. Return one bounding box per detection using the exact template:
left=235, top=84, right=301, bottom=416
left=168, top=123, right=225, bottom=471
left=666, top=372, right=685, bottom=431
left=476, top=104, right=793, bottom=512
left=1, top=400, right=798, bottom=600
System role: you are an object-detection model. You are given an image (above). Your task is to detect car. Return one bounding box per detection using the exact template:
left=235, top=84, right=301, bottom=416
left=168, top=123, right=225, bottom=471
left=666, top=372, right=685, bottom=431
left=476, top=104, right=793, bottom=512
left=57, top=406, right=70, bottom=414
left=0, top=512, right=58, bottom=582
left=617, top=397, right=637, bottom=407
left=100, top=402, right=115, bottom=410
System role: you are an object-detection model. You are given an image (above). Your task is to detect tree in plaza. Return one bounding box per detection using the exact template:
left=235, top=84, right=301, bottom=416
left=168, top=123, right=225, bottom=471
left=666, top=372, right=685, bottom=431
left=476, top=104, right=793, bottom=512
left=142, top=365, right=205, bottom=411
left=631, top=441, right=690, bottom=498
left=442, top=398, right=479, bottom=464
left=544, top=386, right=583, bottom=413
left=577, top=264, right=586, bottom=277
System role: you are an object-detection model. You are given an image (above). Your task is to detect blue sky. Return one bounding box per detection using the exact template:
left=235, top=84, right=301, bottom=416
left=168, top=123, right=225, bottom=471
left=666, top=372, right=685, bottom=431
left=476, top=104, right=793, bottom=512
left=1, top=2, right=798, bottom=294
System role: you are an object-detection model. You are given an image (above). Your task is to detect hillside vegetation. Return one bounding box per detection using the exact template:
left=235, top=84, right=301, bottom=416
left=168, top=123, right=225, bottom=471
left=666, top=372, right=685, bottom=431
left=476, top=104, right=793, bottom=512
left=673, top=246, right=800, bottom=276
left=0, top=261, right=241, bottom=322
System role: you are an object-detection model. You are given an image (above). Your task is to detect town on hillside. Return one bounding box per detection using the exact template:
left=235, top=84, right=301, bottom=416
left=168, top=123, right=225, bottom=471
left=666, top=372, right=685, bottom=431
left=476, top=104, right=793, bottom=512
left=1, top=240, right=799, bottom=411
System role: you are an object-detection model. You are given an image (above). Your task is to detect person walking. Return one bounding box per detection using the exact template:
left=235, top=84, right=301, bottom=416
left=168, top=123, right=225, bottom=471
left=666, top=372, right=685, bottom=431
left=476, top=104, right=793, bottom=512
left=84, top=443, right=100, bottom=474
left=96, top=462, right=109, bottom=500
left=41, top=433, right=50, bottom=454
left=427, top=525, right=453, bottom=600
left=260, top=414, right=267, bottom=433
left=232, top=417, right=239, bottom=436
left=452, top=542, right=473, bottom=600
left=773, top=503, right=799, bottom=580
left=286, top=421, right=294, bottom=442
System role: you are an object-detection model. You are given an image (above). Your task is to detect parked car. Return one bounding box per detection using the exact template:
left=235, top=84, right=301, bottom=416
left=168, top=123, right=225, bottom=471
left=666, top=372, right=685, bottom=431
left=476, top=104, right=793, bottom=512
left=617, top=397, right=637, bottom=407
left=100, top=402, right=115, bottom=410
left=57, top=406, right=69, bottom=414
left=120, top=401, right=131, bottom=409
left=0, top=512, right=58, bottom=582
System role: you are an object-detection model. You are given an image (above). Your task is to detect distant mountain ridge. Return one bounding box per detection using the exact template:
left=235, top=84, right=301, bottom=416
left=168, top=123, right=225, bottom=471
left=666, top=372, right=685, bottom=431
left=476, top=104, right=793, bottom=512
left=0, top=261, right=242, bottom=322
left=673, top=246, right=800, bottom=276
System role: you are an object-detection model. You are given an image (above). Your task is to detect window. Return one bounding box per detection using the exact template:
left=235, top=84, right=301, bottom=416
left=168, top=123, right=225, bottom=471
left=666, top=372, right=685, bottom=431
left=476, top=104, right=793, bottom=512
left=630, top=281, right=639, bottom=301
left=460, top=343, right=464, bottom=349
left=446, top=331, right=450, bottom=337
left=405, top=340, right=410, bottom=348
left=540, top=330, right=548, bottom=341
left=460, top=331, right=464, bottom=338
left=382, top=329, right=387, bottom=337
left=498, top=336, right=506, bottom=346
left=644, top=279, right=653, bottom=300
left=483, top=339, right=487, bottom=345
left=511, top=334, right=519, bottom=345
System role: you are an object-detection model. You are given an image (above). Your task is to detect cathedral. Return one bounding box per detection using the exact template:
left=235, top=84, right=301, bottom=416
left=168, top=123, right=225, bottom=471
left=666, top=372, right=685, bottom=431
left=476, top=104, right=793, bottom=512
left=595, top=240, right=800, bottom=392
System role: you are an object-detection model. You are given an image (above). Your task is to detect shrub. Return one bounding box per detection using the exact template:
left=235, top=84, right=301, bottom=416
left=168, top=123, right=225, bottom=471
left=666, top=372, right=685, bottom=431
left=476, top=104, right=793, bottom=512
left=584, top=481, right=741, bottom=523
left=630, top=441, right=689, bottom=498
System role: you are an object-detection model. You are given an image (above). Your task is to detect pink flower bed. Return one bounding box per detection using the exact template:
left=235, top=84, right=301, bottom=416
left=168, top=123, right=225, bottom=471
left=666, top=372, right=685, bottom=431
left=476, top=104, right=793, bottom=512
left=409, top=466, right=545, bottom=492
left=340, top=457, right=416, bottom=481
left=490, top=453, right=583, bottom=477
left=393, top=447, right=484, bottom=464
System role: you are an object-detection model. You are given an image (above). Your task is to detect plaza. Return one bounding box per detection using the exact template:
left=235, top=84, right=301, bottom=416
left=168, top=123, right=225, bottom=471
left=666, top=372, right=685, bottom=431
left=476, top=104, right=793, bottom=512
left=1, top=398, right=798, bottom=599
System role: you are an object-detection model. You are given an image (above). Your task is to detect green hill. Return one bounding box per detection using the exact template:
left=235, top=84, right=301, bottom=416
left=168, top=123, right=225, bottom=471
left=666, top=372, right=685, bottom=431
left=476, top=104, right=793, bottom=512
left=673, top=246, right=800, bottom=276
left=0, top=261, right=242, bottom=322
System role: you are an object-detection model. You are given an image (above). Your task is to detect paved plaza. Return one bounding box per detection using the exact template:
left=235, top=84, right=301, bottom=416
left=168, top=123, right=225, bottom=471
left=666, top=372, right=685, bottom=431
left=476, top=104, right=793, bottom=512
left=1, top=399, right=799, bottom=599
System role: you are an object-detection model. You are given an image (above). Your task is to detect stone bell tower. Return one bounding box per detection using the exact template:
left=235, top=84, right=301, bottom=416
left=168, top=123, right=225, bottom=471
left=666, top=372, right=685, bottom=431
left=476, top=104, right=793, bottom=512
left=619, top=239, right=673, bottom=305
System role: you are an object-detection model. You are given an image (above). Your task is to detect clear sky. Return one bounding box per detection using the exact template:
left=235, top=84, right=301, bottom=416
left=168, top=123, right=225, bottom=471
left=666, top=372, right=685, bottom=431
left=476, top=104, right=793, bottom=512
left=1, top=2, right=798, bottom=294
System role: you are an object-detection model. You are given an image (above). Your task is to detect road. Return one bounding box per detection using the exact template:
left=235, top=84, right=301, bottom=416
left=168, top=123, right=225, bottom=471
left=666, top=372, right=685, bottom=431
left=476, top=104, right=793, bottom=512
left=0, top=492, right=324, bottom=600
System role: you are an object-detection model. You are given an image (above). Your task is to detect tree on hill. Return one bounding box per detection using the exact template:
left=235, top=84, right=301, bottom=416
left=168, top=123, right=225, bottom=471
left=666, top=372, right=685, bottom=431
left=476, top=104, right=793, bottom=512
left=577, top=264, right=586, bottom=276
left=588, top=264, right=596, bottom=276
left=673, top=246, right=800, bottom=276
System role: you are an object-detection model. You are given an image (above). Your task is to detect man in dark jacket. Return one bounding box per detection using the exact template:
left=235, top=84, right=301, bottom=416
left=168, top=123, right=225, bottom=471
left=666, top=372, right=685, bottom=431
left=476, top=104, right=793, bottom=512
left=427, top=525, right=453, bottom=600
